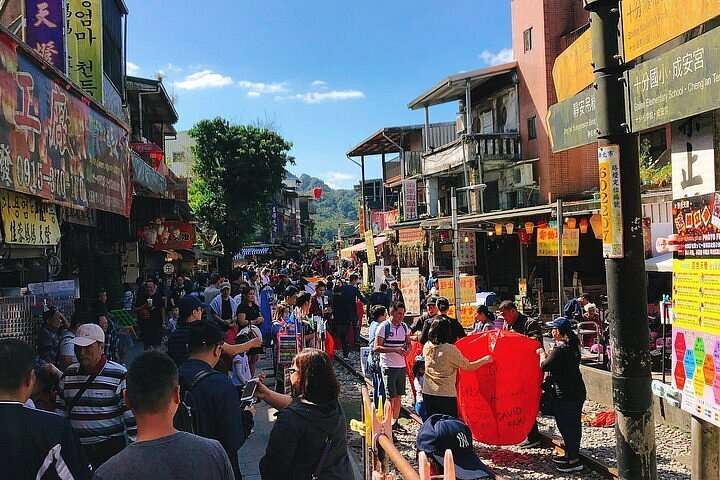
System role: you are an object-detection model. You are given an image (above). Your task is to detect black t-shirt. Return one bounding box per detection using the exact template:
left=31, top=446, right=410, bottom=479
left=420, top=314, right=466, bottom=344
left=221, top=299, right=233, bottom=320
left=541, top=342, right=587, bottom=400
left=410, top=313, right=435, bottom=334
left=238, top=303, right=260, bottom=322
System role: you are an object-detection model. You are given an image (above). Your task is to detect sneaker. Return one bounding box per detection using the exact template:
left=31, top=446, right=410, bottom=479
left=552, top=455, right=570, bottom=464
left=518, top=437, right=542, bottom=448
left=556, top=460, right=583, bottom=473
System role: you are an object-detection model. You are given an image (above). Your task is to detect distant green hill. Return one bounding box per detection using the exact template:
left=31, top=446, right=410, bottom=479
left=296, top=174, right=358, bottom=249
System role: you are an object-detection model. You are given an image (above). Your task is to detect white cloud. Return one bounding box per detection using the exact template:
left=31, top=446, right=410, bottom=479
left=479, top=48, right=514, bottom=66
left=238, top=80, right=288, bottom=96
left=311, top=80, right=327, bottom=87
left=127, top=62, right=140, bottom=75
left=323, top=171, right=356, bottom=189
left=174, top=70, right=234, bottom=90
left=278, top=89, right=365, bottom=104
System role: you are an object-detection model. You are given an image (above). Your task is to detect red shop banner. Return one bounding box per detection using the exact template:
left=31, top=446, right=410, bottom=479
left=140, top=220, right=195, bottom=251
left=0, top=29, right=131, bottom=216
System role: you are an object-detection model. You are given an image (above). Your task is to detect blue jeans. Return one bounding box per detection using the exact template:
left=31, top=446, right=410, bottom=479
left=372, top=367, right=386, bottom=407
left=415, top=401, right=428, bottom=421
left=553, top=398, right=584, bottom=459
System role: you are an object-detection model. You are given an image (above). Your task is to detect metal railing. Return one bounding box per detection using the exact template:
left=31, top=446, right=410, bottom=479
left=473, top=133, right=520, bottom=161
left=351, top=386, right=457, bottom=480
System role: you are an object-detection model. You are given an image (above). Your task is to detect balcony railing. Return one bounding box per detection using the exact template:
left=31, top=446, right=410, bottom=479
left=474, top=133, right=521, bottom=162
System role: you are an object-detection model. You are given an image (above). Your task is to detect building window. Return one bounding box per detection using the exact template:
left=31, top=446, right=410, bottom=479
left=528, top=116, right=537, bottom=140
left=523, top=27, right=533, bottom=53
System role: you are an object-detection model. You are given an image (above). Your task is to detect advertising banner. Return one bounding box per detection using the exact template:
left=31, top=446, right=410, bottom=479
left=67, top=0, right=103, bottom=101
left=0, top=190, right=60, bottom=245
left=458, top=230, right=476, bottom=267
left=536, top=228, right=579, bottom=257
left=364, top=230, right=376, bottom=265
left=671, top=193, right=720, bottom=259
left=403, top=179, right=417, bottom=221
left=25, top=0, right=66, bottom=72
left=598, top=145, right=624, bottom=258
left=0, top=31, right=130, bottom=216
left=370, top=209, right=398, bottom=234
left=399, top=267, right=420, bottom=316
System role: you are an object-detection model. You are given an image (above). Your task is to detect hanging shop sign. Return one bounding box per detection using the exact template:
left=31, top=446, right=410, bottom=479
left=536, top=227, right=579, bottom=257
left=403, top=179, right=418, bottom=221
left=552, top=28, right=592, bottom=103
left=140, top=220, right=195, bottom=251
left=547, top=87, right=597, bottom=153
left=399, top=267, right=421, bottom=316
left=437, top=276, right=476, bottom=305
left=598, top=145, right=624, bottom=258
left=59, top=206, right=95, bottom=226
left=671, top=192, right=720, bottom=259
left=66, top=0, right=103, bottom=102
left=398, top=228, right=424, bottom=245
left=629, top=26, right=720, bottom=133
left=25, top=0, right=66, bottom=72
left=671, top=114, right=716, bottom=200
left=364, top=230, right=376, bottom=265
left=0, top=30, right=130, bottom=216
left=0, top=190, right=60, bottom=245
left=458, top=230, right=477, bottom=267
left=370, top=209, right=398, bottom=235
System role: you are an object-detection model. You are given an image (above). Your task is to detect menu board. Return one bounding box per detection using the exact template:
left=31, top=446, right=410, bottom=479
left=672, top=191, right=720, bottom=427
left=399, top=268, right=420, bottom=316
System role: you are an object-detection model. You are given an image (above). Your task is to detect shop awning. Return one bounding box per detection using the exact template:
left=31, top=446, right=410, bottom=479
left=408, top=62, right=517, bottom=110
left=645, top=253, right=673, bottom=273
left=132, top=152, right=167, bottom=194
left=235, top=246, right=272, bottom=260
left=340, top=236, right=388, bottom=259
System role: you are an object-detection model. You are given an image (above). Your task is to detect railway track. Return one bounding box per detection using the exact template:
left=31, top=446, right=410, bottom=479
left=335, top=338, right=618, bottom=480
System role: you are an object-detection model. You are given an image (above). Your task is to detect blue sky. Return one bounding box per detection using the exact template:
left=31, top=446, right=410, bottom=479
left=126, top=0, right=512, bottom=189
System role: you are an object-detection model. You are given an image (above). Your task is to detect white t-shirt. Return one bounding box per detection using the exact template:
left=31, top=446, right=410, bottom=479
left=414, top=376, right=424, bottom=402
left=375, top=320, right=409, bottom=369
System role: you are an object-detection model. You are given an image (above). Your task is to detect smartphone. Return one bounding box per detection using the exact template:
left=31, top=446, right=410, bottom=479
left=241, top=379, right=258, bottom=403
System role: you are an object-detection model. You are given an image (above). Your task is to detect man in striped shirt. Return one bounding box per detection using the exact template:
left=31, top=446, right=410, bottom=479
left=58, top=323, right=137, bottom=469
left=374, top=302, right=410, bottom=429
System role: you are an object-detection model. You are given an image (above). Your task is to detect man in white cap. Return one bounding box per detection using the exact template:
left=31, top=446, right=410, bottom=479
left=57, top=323, right=137, bottom=470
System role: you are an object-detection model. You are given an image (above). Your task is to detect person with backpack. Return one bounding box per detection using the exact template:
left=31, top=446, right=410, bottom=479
left=374, top=302, right=410, bottom=430
left=94, top=351, right=234, bottom=479
left=366, top=305, right=387, bottom=406
left=176, top=321, right=249, bottom=479
left=256, top=348, right=352, bottom=479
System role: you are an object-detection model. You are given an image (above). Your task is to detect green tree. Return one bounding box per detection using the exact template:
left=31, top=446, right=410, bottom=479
left=189, top=118, right=294, bottom=262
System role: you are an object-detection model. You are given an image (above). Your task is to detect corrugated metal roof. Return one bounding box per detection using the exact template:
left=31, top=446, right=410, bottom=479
left=408, top=62, right=517, bottom=110
left=347, top=122, right=456, bottom=157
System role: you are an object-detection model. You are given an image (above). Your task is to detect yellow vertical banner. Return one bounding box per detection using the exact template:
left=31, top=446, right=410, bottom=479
left=598, top=145, right=623, bottom=258
left=364, top=230, right=376, bottom=265
left=66, top=0, right=103, bottom=102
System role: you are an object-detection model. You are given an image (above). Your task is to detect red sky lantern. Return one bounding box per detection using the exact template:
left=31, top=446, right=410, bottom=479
left=312, top=187, right=323, bottom=200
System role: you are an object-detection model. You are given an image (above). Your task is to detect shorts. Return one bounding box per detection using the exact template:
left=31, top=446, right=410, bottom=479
left=382, top=367, right=407, bottom=398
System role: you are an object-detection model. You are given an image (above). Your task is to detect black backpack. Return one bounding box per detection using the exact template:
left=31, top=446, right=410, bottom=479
left=174, top=369, right=217, bottom=434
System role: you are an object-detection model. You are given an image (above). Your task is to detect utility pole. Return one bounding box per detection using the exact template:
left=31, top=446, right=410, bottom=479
left=451, top=187, right=461, bottom=311
left=585, top=1, right=656, bottom=478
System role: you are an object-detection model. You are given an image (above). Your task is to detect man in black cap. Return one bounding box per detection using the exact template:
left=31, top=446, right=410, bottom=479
left=177, top=321, right=248, bottom=479
left=410, top=296, right=440, bottom=342
left=168, top=296, right=260, bottom=368
left=419, top=297, right=466, bottom=345
left=416, top=415, right=493, bottom=479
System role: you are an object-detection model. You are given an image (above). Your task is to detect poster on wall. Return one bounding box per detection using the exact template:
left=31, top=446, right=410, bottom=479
left=399, top=267, right=420, bottom=316
left=671, top=193, right=720, bottom=259
left=0, top=190, right=60, bottom=245
left=140, top=220, right=195, bottom=251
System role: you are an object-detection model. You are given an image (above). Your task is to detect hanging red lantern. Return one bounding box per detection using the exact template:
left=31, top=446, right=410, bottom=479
left=518, top=230, right=530, bottom=245
left=579, top=217, right=589, bottom=234
left=312, top=187, right=323, bottom=200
